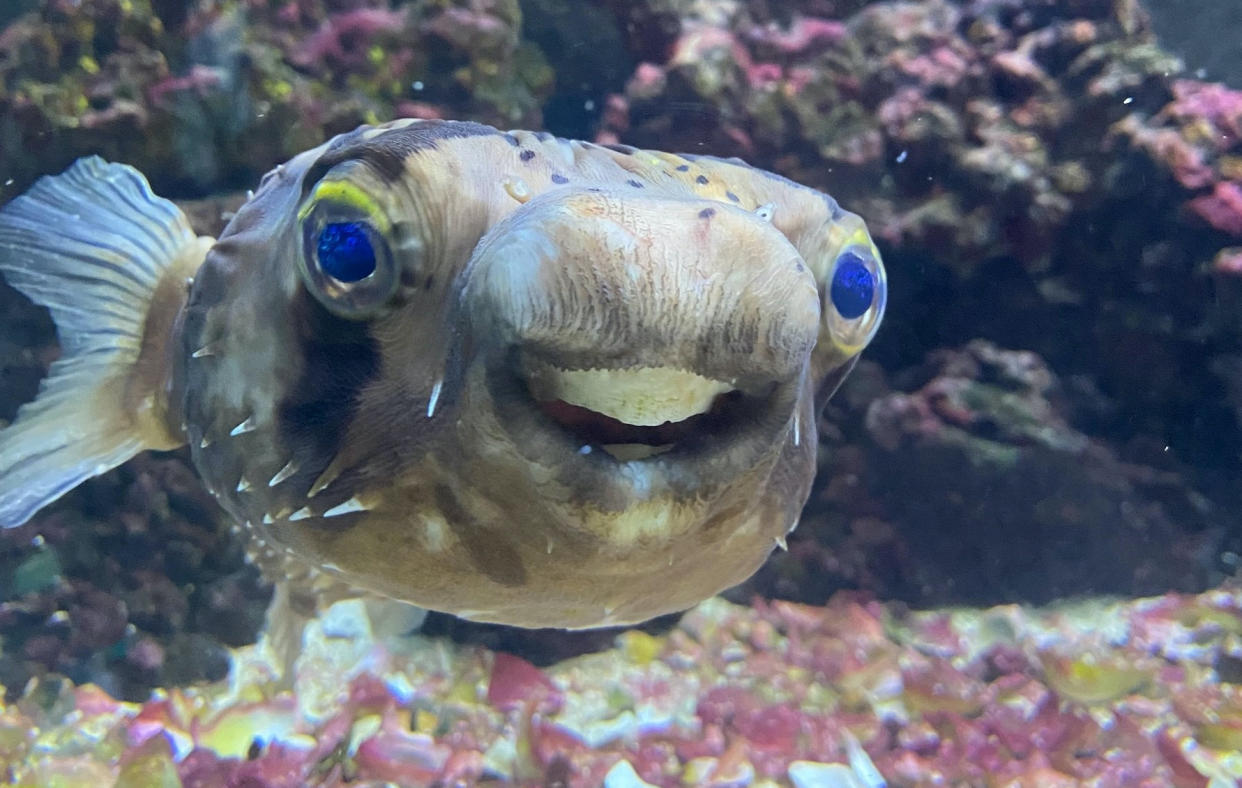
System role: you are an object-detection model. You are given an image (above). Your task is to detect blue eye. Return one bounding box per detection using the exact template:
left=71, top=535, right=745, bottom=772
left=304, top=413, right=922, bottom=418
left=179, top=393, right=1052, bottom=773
left=829, top=251, right=875, bottom=319
left=316, top=221, right=377, bottom=282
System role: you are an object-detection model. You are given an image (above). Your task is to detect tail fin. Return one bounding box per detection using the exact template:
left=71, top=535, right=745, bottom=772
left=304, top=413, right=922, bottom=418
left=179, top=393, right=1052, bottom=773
left=0, top=157, right=214, bottom=527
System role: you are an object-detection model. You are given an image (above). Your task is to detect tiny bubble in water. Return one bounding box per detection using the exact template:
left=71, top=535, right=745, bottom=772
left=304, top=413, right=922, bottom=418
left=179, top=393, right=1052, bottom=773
left=895, top=149, right=908, bottom=163
left=412, top=80, right=424, bottom=91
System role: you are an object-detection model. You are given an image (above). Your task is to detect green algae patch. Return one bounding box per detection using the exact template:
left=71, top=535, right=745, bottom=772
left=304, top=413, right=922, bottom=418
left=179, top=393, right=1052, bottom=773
left=1039, top=650, right=1156, bottom=704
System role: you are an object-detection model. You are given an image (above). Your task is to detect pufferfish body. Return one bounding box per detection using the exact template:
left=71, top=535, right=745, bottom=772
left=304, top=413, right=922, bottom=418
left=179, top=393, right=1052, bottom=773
left=0, top=119, right=885, bottom=630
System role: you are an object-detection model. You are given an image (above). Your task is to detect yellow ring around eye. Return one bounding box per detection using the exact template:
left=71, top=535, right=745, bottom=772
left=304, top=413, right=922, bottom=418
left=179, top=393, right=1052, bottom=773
left=843, top=225, right=877, bottom=258
left=298, top=180, right=391, bottom=233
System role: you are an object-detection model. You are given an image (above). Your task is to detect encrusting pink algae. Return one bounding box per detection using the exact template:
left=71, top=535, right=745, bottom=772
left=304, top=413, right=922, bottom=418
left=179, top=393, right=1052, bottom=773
left=3, top=588, right=1242, bottom=786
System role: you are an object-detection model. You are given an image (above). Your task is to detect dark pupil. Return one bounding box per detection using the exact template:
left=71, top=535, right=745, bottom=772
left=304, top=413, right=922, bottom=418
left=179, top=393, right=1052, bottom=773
left=317, top=222, right=377, bottom=282
left=829, top=253, right=874, bottom=320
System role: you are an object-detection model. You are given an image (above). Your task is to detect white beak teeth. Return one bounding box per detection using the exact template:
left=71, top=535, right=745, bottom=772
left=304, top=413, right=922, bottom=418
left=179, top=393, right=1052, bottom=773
left=600, top=443, right=675, bottom=461
left=528, top=365, right=732, bottom=426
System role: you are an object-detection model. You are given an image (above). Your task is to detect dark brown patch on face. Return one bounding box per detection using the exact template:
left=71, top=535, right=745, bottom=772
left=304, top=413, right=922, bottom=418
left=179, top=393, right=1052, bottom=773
left=304, top=120, right=501, bottom=187
left=700, top=500, right=748, bottom=536
left=699, top=207, right=716, bottom=219
left=519, top=149, right=536, bottom=162
left=275, top=289, right=381, bottom=495
left=433, top=485, right=527, bottom=587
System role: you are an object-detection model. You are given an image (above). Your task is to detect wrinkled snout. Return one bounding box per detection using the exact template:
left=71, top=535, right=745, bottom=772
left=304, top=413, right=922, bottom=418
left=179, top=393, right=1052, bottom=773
left=463, top=190, right=822, bottom=392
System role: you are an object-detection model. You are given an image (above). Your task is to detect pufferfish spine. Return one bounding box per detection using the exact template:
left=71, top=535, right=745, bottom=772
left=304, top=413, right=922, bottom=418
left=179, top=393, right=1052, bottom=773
left=0, top=157, right=208, bottom=526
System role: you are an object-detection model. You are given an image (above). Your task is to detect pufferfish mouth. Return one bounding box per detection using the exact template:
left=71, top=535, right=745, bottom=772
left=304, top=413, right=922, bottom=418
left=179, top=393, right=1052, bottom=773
left=520, top=361, right=757, bottom=461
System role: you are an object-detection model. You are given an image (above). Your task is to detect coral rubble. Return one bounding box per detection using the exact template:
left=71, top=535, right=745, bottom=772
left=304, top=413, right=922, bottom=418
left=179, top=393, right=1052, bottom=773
left=3, top=589, right=1242, bottom=786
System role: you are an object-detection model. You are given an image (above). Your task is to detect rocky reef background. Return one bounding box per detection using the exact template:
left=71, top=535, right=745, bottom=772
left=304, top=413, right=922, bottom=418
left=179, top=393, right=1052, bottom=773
left=0, top=0, right=1239, bottom=784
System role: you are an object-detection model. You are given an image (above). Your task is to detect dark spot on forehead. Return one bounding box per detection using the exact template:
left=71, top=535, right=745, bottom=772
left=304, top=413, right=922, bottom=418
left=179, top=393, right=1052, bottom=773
left=825, top=194, right=845, bottom=221
left=696, top=175, right=709, bottom=185
left=503, top=133, right=519, bottom=147
left=434, top=485, right=527, bottom=587
left=676, top=164, right=690, bottom=172
left=726, top=191, right=739, bottom=202
left=305, top=120, right=501, bottom=187
left=699, top=207, right=716, bottom=219
left=626, top=179, right=644, bottom=189
left=551, top=173, right=569, bottom=184
left=519, top=149, right=536, bottom=162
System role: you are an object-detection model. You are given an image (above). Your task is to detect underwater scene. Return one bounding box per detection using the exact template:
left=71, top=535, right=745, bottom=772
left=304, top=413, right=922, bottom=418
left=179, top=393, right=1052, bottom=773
left=0, top=0, right=1239, bottom=785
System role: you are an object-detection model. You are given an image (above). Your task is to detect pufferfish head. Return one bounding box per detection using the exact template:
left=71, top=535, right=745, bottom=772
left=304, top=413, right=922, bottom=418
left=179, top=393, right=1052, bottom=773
left=182, top=122, right=885, bottom=629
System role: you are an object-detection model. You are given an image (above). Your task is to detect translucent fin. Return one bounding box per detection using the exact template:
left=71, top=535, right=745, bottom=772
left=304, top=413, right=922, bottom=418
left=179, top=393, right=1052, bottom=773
left=0, top=157, right=209, bottom=527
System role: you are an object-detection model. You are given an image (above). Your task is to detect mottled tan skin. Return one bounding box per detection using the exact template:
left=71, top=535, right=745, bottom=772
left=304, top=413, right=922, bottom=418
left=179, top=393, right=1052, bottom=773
left=171, top=120, right=884, bottom=628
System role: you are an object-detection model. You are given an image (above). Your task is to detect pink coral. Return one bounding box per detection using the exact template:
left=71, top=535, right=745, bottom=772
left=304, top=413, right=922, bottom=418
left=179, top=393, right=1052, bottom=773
left=290, top=8, right=407, bottom=71
left=1164, top=79, right=1242, bottom=151
left=421, top=6, right=513, bottom=55
left=1189, top=180, right=1242, bottom=235
left=147, top=65, right=223, bottom=105
left=486, top=652, right=563, bottom=714
left=1213, top=247, right=1242, bottom=278
left=1112, top=115, right=1217, bottom=189
left=746, top=16, right=845, bottom=58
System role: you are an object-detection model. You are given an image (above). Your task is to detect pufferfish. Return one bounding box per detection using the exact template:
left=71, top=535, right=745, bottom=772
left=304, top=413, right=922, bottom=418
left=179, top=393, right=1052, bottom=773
left=0, top=119, right=885, bottom=632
